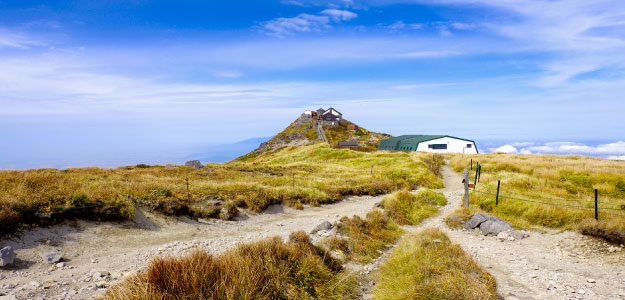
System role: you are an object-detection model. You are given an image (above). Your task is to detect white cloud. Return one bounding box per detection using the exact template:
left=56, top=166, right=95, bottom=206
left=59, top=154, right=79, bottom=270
left=398, top=50, right=461, bottom=58
left=415, top=0, right=625, bottom=86
left=450, top=22, right=476, bottom=30
left=608, top=155, right=625, bottom=161
left=320, top=9, right=357, bottom=21
left=213, top=70, right=244, bottom=78
left=385, top=21, right=423, bottom=31
left=490, top=145, right=518, bottom=153
left=262, top=14, right=331, bottom=37
left=521, top=141, right=625, bottom=155
left=261, top=9, right=357, bottom=37
left=511, top=142, right=535, bottom=147
left=0, top=28, right=45, bottom=49
left=490, top=141, right=625, bottom=157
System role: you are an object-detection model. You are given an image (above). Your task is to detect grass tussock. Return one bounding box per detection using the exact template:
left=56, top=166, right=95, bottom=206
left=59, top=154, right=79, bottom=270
left=449, top=154, right=625, bottom=243
left=383, top=190, right=447, bottom=225
left=373, top=228, right=497, bottom=300
left=0, top=143, right=441, bottom=235
left=326, top=210, right=402, bottom=263
left=104, top=231, right=356, bottom=300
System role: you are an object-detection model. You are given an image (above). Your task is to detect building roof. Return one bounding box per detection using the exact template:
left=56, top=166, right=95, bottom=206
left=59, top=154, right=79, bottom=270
left=389, top=135, right=476, bottom=145
left=338, top=141, right=359, bottom=147
left=323, top=107, right=342, bottom=116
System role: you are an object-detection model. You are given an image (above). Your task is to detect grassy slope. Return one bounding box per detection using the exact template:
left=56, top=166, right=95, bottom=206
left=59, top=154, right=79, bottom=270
left=449, top=153, right=625, bottom=243
left=323, top=120, right=392, bottom=149
left=374, top=228, right=498, bottom=300
left=0, top=144, right=441, bottom=234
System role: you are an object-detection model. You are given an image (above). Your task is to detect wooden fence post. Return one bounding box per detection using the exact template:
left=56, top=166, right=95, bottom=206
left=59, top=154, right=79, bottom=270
left=471, top=159, right=473, bottom=170
left=370, top=164, right=374, bottom=175
left=496, top=180, right=501, bottom=205
left=464, top=168, right=469, bottom=208
left=292, top=174, right=295, bottom=191
left=474, top=164, right=479, bottom=188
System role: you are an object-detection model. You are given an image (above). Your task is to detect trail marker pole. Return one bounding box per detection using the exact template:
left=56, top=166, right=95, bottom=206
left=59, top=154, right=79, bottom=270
left=292, top=174, right=295, bottom=191
left=478, top=165, right=482, bottom=182
left=471, top=159, right=473, bottom=170
left=370, top=164, right=374, bottom=175
left=496, top=180, right=501, bottom=205
left=464, top=168, right=469, bottom=208
left=594, top=189, right=598, bottom=220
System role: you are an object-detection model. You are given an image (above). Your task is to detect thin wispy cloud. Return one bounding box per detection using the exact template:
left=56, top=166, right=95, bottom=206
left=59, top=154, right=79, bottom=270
left=261, top=9, right=357, bottom=37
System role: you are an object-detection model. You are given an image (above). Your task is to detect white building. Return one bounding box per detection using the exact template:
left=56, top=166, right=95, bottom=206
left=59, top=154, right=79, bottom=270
left=378, top=135, right=478, bottom=154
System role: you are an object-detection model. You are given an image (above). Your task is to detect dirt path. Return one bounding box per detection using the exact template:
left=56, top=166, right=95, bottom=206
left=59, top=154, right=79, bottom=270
left=405, top=166, right=625, bottom=300
left=0, top=194, right=383, bottom=299
left=2, top=166, right=624, bottom=300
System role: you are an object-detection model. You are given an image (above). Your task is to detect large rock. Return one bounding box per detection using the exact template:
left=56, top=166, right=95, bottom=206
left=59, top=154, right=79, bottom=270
left=0, top=246, right=16, bottom=267
left=480, top=220, right=512, bottom=236
left=184, top=160, right=204, bottom=169
left=463, top=213, right=491, bottom=230
left=464, top=213, right=510, bottom=230
left=41, top=251, right=63, bottom=264
left=311, top=221, right=333, bottom=234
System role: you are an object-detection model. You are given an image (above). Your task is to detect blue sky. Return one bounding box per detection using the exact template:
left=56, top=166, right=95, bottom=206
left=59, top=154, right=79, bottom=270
left=1, top=0, right=625, bottom=168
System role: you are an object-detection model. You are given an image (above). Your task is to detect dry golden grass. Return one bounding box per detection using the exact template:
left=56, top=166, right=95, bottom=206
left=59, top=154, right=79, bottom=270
left=0, top=143, right=441, bottom=234
left=373, top=228, right=498, bottom=300
left=382, top=189, right=446, bottom=225
left=449, top=153, right=625, bottom=243
left=326, top=210, right=403, bottom=263
left=104, top=231, right=356, bottom=300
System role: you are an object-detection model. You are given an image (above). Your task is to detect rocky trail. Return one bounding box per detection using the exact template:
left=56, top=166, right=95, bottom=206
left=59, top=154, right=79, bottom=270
left=365, top=166, right=625, bottom=300
left=1, top=165, right=625, bottom=300
left=0, top=194, right=383, bottom=299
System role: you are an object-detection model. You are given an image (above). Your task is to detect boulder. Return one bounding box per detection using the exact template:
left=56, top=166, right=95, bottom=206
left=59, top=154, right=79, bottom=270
left=311, top=221, right=333, bottom=234
left=40, top=251, right=63, bottom=264
left=0, top=246, right=15, bottom=267
left=0, top=295, right=18, bottom=300
left=480, top=220, right=511, bottom=236
left=184, top=160, right=204, bottom=169
left=463, top=213, right=490, bottom=230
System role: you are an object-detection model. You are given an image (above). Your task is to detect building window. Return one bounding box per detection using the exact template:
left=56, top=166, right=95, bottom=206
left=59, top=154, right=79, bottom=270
left=467, top=144, right=472, bottom=148
left=428, top=144, right=447, bottom=150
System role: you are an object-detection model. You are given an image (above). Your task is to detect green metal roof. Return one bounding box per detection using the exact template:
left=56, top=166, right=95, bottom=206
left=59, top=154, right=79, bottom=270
left=379, top=135, right=478, bottom=152
left=398, top=135, right=447, bottom=145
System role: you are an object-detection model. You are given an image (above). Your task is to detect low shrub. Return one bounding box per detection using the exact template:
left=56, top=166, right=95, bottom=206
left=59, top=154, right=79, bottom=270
left=383, top=189, right=446, bottom=225
left=105, top=231, right=356, bottom=300
left=374, top=228, right=498, bottom=300
left=335, top=210, right=402, bottom=263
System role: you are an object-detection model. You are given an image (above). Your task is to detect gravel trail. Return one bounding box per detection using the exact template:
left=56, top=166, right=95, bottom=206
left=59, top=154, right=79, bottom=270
left=407, top=166, right=625, bottom=300
left=0, top=194, right=383, bottom=299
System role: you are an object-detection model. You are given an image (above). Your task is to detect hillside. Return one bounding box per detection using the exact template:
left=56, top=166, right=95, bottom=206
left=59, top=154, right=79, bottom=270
left=245, top=109, right=391, bottom=159
left=0, top=143, right=441, bottom=235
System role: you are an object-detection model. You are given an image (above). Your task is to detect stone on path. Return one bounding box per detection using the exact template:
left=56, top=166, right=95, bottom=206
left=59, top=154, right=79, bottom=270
left=480, top=220, right=512, bottom=236
left=311, top=221, right=333, bottom=234
left=0, top=246, right=16, bottom=267
left=40, top=251, right=63, bottom=264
